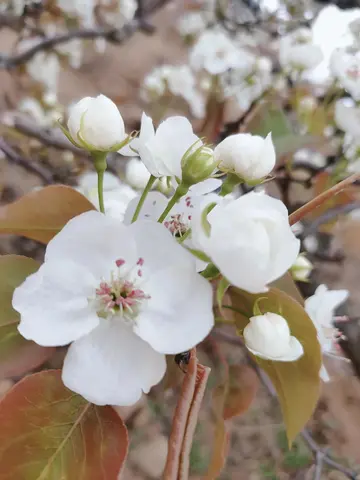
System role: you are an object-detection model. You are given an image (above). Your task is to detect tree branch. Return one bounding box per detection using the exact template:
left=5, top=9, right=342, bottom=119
left=0, top=137, right=54, bottom=184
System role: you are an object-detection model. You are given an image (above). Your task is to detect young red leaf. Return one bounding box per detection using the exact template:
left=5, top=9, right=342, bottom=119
left=0, top=186, right=95, bottom=244
left=0, top=370, right=128, bottom=479
left=0, top=255, right=55, bottom=378
left=223, top=365, right=259, bottom=420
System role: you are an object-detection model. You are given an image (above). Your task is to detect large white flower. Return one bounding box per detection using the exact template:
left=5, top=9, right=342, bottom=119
left=279, top=28, right=323, bottom=72
left=189, top=29, right=242, bottom=75
left=13, top=212, right=214, bottom=406
left=77, top=171, right=137, bottom=221
left=191, top=192, right=300, bottom=293
left=122, top=113, right=201, bottom=179
left=244, top=313, right=304, bottom=362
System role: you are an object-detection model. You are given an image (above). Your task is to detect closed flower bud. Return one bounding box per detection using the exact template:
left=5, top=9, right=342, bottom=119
left=291, top=255, right=313, bottom=282
left=214, top=133, right=276, bottom=182
left=67, top=94, right=126, bottom=152
left=181, top=143, right=217, bottom=187
left=244, top=312, right=304, bottom=362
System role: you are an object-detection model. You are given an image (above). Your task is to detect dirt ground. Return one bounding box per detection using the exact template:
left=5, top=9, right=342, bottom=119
left=1, top=4, right=360, bottom=479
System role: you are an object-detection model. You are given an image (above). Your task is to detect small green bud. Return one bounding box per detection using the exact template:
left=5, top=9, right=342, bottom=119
left=181, top=143, right=218, bottom=187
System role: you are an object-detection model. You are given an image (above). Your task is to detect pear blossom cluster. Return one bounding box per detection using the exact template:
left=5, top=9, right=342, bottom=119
left=11, top=93, right=325, bottom=406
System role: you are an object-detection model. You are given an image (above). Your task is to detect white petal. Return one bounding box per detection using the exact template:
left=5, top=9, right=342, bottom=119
left=14, top=261, right=99, bottom=346
left=123, top=192, right=168, bottom=225
left=135, top=272, right=214, bottom=354
left=62, top=320, right=166, bottom=406
left=45, top=211, right=137, bottom=279
left=128, top=220, right=195, bottom=274
left=247, top=336, right=304, bottom=362
left=189, top=178, right=222, bottom=195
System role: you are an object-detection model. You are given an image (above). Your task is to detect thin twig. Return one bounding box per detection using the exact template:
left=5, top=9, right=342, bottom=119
left=0, top=137, right=54, bottom=184
left=302, top=202, right=360, bottom=238
left=289, top=172, right=360, bottom=226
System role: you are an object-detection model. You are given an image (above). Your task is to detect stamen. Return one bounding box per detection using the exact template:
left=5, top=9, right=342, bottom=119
left=116, top=258, right=125, bottom=268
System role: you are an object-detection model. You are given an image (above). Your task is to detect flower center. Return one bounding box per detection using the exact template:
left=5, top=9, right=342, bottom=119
left=93, top=258, right=150, bottom=324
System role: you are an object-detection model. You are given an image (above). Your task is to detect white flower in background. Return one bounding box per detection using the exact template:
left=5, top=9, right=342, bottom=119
left=243, top=313, right=304, bottom=361
left=99, top=0, right=137, bottom=28
left=343, top=134, right=360, bottom=173
left=13, top=211, right=214, bottom=405
left=177, top=11, right=209, bottom=37
left=214, top=132, right=276, bottom=181
left=18, top=98, right=53, bottom=127
left=77, top=171, right=137, bottom=221
left=291, top=221, right=304, bottom=237
left=330, top=47, right=360, bottom=101
left=350, top=17, right=360, bottom=45
left=56, top=38, right=84, bottom=69
left=334, top=98, right=360, bottom=137
left=68, top=95, right=126, bottom=151
left=308, top=5, right=360, bottom=84
left=305, top=284, right=349, bottom=381
left=293, top=149, right=327, bottom=169
left=125, top=157, right=152, bottom=190
left=291, top=255, right=313, bottom=282
left=10, top=0, right=25, bottom=15
left=141, top=65, right=205, bottom=119
left=58, top=0, right=96, bottom=27
left=279, top=28, right=323, bottom=72
left=222, top=55, right=272, bottom=111
left=17, top=39, right=60, bottom=97
left=189, top=29, right=242, bottom=75
left=192, top=192, right=300, bottom=293
left=122, top=113, right=201, bottom=179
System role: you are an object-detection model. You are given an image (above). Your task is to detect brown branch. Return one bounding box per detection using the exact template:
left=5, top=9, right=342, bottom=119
left=289, top=172, right=360, bottom=226
left=0, top=137, right=54, bottom=184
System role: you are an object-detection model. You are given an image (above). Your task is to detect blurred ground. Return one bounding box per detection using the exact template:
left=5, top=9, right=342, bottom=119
left=1, top=3, right=360, bottom=479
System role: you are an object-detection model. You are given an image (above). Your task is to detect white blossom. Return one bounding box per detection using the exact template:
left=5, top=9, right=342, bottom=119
left=125, top=157, right=152, bottom=190
left=305, top=284, right=349, bottom=381
left=122, top=112, right=201, bottom=179
left=243, top=313, right=304, bottom=361
left=291, top=255, right=313, bottom=282
left=99, top=0, right=137, bottom=28
left=77, top=171, right=137, bottom=221
left=177, top=12, right=209, bottom=37
left=335, top=98, right=360, bottom=137
left=343, top=134, right=360, bottom=172
left=68, top=95, right=126, bottom=151
left=279, top=28, right=323, bottom=72
left=214, top=132, right=276, bottom=181
left=191, top=192, right=300, bottom=293
left=189, top=30, right=243, bottom=75
left=13, top=211, right=214, bottom=405
left=141, top=65, right=205, bottom=119
left=58, top=0, right=96, bottom=28
left=17, top=39, right=60, bottom=97
left=330, top=47, right=360, bottom=100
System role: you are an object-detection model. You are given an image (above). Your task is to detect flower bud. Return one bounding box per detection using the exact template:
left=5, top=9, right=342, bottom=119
left=181, top=143, right=218, bottom=187
left=291, top=255, right=313, bottom=282
left=125, top=157, right=151, bottom=190
left=243, top=312, right=304, bottom=362
left=214, top=133, right=276, bottom=182
left=67, top=94, right=126, bottom=152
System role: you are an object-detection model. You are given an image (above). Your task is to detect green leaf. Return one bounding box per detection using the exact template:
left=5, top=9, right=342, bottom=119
left=227, top=287, right=322, bottom=445
left=0, top=255, right=54, bottom=378
left=0, top=370, right=129, bottom=479
left=0, top=186, right=95, bottom=244
left=216, top=277, right=230, bottom=310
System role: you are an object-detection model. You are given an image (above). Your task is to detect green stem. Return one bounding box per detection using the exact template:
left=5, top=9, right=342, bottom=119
left=219, top=173, right=240, bottom=196
left=131, top=175, right=156, bottom=223
left=92, top=152, right=108, bottom=215
left=177, top=228, right=191, bottom=244
left=157, top=184, right=189, bottom=223
left=97, top=169, right=105, bottom=214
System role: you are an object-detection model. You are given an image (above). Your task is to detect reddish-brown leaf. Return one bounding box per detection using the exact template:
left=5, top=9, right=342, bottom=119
left=223, top=365, right=259, bottom=420
left=0, top=186, right=95, bottom=244
left=0, top=370, right=128, bottom=479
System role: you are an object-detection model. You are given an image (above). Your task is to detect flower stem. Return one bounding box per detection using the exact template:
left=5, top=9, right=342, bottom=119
left=92, top=152, right=108, bottom=214
left=97, top=169, right=105, bottom=214
left=157, top=184, right=189, bottom=223
left=131, top=175, right=156, bottom=223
